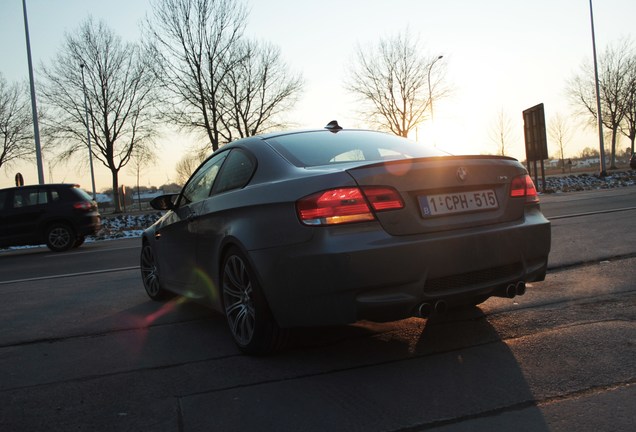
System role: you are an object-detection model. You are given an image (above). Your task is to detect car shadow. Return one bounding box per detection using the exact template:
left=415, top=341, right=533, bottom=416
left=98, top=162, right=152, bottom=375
left=279, top=306, right=550, bottom=431
left=28, top=292, right=552, bottom=431
left=79, top=296, right=551, bottom=430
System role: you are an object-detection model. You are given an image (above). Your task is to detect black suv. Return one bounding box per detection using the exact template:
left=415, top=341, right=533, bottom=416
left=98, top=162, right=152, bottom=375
left=0, top=184, right=101, bottom=252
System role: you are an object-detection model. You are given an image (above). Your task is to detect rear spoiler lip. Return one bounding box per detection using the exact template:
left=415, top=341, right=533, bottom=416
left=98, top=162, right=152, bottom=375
left=343, top=154, right=520, bottom=172
left=299, top=155, right=520, bottom=173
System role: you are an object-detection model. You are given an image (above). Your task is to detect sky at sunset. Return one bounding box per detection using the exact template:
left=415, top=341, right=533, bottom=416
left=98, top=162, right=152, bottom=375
left=1, top=0, right=635, bottom=190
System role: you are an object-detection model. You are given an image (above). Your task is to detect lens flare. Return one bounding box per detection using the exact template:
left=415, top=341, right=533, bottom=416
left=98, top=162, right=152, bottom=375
left=142, top=296, right=189, bottom=326
left=194, top=267, right=219, bottom=303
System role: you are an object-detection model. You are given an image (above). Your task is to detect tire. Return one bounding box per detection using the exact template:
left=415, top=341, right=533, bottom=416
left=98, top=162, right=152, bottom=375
left=45, top=223, right=76, bottom=252
left=73, top=236, right=85, bottom=248
left=221, top=247, right=288, bottom=354
left=140, top=243, right=173, bottom=300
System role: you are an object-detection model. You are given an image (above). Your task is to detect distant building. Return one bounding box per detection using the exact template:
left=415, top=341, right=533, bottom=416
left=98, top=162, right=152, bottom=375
left=94, top=193, right=112, bottom=204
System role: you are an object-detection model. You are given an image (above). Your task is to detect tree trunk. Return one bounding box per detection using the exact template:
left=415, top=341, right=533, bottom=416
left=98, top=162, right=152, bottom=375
left=610, top=127, right=618, bottom=169
left=111, top=171, right=121, bottom=213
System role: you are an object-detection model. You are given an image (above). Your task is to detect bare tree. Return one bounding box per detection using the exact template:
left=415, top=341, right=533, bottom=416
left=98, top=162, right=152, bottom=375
left=347, top=30, right=449, bottom=137
left=568, top=39, right=633, bottom=169
left=40, top=18, right=158, bottom=212
left=489, top=108, right=515, bottom=156
left=129, top=145, right=157, bottom=210
left=0, top=74, right=34, bottom=172
left=221, top=39, right=303, bottom=141
left=548, top=113, right=573, bottom=172
left=579, top=146, right=600, bottom=158
left=620, top=52, right=636, bottom=155
left=175, top=150, right=207, bottom=185
left=145, top=0, right=247, bottom=152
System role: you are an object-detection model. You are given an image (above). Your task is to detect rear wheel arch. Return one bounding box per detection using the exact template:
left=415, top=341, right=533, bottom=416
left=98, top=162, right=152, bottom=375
left=218, top=238, right=276, bottom=309
left=218, top=238, right=251, bottom=284
left=220, top=245, right=288, bottom=354
left=40, top=218, right=75, bottom=238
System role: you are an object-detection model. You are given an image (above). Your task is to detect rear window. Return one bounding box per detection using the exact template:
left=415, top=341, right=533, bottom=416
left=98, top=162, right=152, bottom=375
left=71, top=187, right=94, bottom=201
left=266, top=130, right=448, bottom=167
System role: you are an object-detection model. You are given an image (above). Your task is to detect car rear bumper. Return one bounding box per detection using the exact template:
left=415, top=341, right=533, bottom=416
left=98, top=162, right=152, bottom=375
left=76, top=215, right=102, bottom=236
left=249, top=208, right=550, bottom=328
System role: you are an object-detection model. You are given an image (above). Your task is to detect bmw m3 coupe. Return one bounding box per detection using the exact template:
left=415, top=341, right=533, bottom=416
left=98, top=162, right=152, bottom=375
left=140, top=122, right=551, bottom=354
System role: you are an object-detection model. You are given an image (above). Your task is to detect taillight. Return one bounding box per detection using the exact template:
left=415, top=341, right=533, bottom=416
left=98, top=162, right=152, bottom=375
left=296, top=186, right=403, bottom=226
left=361, top=186, right=404, bottom=211
left=510, top=175, right=539, bottom=204
left=73, top=201, right=93, bottom=211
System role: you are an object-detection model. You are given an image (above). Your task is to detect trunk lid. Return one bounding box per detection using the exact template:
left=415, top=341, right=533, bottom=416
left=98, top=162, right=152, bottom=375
left=345, top=155, right=529, bottom=236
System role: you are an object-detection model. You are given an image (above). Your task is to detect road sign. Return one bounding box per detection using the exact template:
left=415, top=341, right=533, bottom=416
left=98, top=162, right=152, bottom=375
left=523, top=103, right=548, bottom=162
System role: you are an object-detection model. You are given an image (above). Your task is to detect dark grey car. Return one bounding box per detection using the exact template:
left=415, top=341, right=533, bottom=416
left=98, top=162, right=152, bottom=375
left=140, top=124, right=551, bottom=354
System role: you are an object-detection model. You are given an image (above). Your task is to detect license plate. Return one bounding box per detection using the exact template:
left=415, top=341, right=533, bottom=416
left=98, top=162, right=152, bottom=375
left=419, top=190, right=498, bottom=217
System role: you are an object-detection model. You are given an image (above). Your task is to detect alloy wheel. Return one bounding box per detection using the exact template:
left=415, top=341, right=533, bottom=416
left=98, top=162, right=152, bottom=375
left=46, top=224, right=74, bottom=252
left=140, top=245, right=161, bottom=298
left=223, top=255, right=256, bottom=346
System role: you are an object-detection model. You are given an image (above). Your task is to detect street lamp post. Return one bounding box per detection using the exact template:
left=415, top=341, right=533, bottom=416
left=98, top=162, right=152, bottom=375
left=427, top=55, right=443, bottom=146
left=21, top=0, right=44, bottom=184
left=80, top=64, right=97, bottom=200
left=427, top=55, right=443, bottom=122
left=589, top=0, right=607, bottom=176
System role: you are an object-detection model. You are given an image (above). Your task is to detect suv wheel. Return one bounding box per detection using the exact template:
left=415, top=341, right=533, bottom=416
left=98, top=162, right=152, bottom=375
left=46, top=223, right=76, bottom=252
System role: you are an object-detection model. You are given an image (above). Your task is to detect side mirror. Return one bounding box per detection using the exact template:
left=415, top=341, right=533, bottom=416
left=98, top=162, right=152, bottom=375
left=149, top=194, right=179, bottom=211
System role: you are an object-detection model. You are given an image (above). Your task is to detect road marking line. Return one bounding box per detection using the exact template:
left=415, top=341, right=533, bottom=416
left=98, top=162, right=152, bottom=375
left=44, top=244, right=140, bottom=258
left=0, top=266, right=139, bottom=285
left=548, top=206, right=636, bottom=220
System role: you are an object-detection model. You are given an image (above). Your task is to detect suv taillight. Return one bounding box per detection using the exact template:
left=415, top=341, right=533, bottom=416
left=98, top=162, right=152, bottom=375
left=296, top=186, right=403, bottom=226
left=510, top=175, right=539, bottom=204
left=73, top=201, right=94, bottom=211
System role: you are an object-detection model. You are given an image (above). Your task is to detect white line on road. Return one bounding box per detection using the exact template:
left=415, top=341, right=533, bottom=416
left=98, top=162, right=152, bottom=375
left=44, top=244, right=140, bottom=258
left=548, top=206, right=636, bottom=220
left=0, top=266, right=139, bottom=285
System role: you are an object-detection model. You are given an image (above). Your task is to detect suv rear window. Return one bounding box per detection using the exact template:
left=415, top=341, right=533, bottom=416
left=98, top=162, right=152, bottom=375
left=266, top=130, right=448, bottom=167
left=72, top=187, right=94, bottom=201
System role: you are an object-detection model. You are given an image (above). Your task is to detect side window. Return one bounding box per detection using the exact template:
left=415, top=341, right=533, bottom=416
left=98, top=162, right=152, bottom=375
left=13, top=190, right=31, bottom=208
left=0, top=191, right=7, bottom=211
left=12, top=189, right=48, bottom=207
left=35, top=190, right=48, bottom=205
left=180, top=152, right=228, bottom=205
left=213, top=149, right=256, bottom=194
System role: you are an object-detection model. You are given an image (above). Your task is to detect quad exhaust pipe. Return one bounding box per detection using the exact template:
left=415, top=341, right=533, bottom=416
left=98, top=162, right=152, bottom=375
left=495, top=281, right=526, bottom=299
left=417, top=300, right=447, bottom=318
left=515, top=281, right=526, bottom=296
left=417, top=281, right=527, bottom=318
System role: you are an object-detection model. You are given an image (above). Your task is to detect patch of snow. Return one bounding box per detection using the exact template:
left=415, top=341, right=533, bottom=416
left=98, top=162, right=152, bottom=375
left=539, top=171, right=636, bottom=193
left=90, top=212, right=163, bottom=241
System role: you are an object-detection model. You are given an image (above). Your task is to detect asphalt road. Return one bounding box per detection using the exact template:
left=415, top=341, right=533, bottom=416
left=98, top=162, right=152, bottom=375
left=1, top=187, right=635, bottom=431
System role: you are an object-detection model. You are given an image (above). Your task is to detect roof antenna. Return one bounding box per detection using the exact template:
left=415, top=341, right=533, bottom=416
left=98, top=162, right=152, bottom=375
left=324, top=120, right=343, bottom=132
